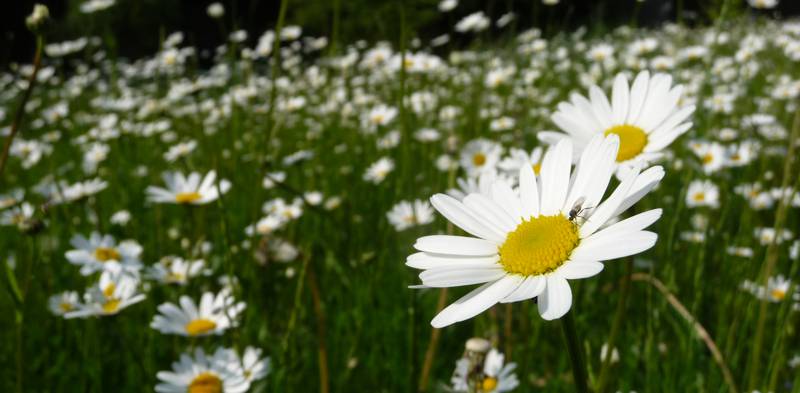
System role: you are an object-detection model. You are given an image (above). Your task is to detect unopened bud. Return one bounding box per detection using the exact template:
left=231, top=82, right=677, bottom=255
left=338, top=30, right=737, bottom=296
left=26, top=4, right=49, bottom=32
left=465, top=337, right=491, bottom=354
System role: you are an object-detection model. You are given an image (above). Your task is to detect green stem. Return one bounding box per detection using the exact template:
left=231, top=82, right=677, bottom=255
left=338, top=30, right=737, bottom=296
left=561, top=310, right=589, bottom=393
left=595, top=258, right=633, bottom=392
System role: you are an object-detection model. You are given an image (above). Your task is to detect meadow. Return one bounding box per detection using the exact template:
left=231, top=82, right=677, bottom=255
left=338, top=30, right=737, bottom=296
left=1, top=1, right=800, bottom=392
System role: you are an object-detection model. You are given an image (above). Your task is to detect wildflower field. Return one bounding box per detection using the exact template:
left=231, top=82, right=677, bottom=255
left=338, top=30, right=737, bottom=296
left=1, top=1, right=800, bottom=392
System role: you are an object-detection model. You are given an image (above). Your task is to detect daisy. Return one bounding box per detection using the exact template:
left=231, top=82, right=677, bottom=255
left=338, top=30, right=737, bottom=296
left=65, top=271, right=146, bottom=318
left=48, top=291, right=81, bottom=316
left=150, top=289, right=245, bottom=337
left=146, top=171, right=231, bottom=205
left=241, top=347, right=272, bottom=383
left=539, top=71, right=694, bottom=174
left=685, top=180, right=720, bottom=208
left=748, top=0, right=779, bottom=9
left=408, top=136, right=664, bottom=327
left=155, top=348, right=251, bottom=393
left=0, top=188, right=24, bottom=209
left=460, top=139, right=503, bottom=177
left=451, top=348, right=518, bottom=392
left=386, top=199, right=435, bottom=231
left=689, top=141, right=727, bottom=174
left=145, top=256, right=205, bottom=285
left=0, top=202, right=36, bottom=231
left=363, top=157, right=395, bottom=184
left=65, top=232, right=143, bottom=276
left=497, top=147, right=544, bottom=176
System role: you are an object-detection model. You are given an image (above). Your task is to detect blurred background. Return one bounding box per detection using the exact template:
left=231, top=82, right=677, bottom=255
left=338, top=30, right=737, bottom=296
left=3, top=0, right=800, bottom=65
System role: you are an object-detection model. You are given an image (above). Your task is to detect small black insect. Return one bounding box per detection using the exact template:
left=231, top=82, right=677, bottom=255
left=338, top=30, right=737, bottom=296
left=568, top=197, right=593, bottom=222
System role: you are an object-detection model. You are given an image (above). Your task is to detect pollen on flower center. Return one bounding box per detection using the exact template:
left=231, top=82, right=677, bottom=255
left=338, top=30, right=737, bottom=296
left=175, top=191, right=202, bottom=204
left=604, top=124, right=648, bottom=162
left=771, top=289, right=786, bottom=301
left=498, top=215, right=580, bottom=276
left=185, top=318, right=218, bottom=336
left=473, top=153, right=487, bottom=166
left=481, top=377, right=498, bottom=392
left=532, top=163, right=542, bottom=175
left=103, top=298, right=120, bottom=313
left=188, top=372, right=223, bottom=393
left=94, top=247, right=120, bottom=262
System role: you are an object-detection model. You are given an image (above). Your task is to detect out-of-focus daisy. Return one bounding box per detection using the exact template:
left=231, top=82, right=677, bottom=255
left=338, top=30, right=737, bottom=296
left=48, top=291, right=81, bottom=316
left=490, top=117, right=515, bottom=132
left=0, top=188, right=24, bottom=209
left=241, top=347, right=272, bottom=383
left=726, top=246, right=754, bottom=258
left=540, top=71, right=694, bottom=174
left=151, top=289, right=245, bottom=337
left=110, top=210, right=132, bottom=226
left=451, top=348, right=518, bottom=392
left=754, top=227, right=793, bottom=246
left=460, top=139, right=502, bottom=177
left=164, top=140, right=197, bottom=162
left=145, top=256, right=205, bottom=285
left=686, top=180, right=720, bottom=208
left=363, top=157, right=395, bottom=184
left=146, top=171, right=231, bottom=205
left=66, top=271, right=146, bottom=318
left=748, top=0, right=779, bottom=9
left=447, top=171, right=513, bottom=201
left=689, top=141, right=727, bottom=174
left=66, top=232, right=143, bottom=276
left=497, top=147, right=543, bottom=176
left=0, top=202, right=36, bottom=231
left=438, top=0, right=457, bottom=12
left=409, top=136, right=664, bottom=326
left=155, top=347, right=255, bottom=393
left=455, top=11, right=490, bottom=33
left=387, top=199, right=435, bottom=231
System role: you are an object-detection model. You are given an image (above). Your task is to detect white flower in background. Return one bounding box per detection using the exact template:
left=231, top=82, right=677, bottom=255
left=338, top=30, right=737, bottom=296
left=726, top=246, right=754, bottom=258
left=748, top=0, right=779, bottom=9
left=364, top=157, right=395, bottom=184
left=66, top=232, right=143, bottom=276
left=686, top=180, right=720, bottom=209
left=207, top=2, right=224, bottom=18
left=451, top=348, right=519, bottom=392
left=540, top=71, right=694, bottom=175
left=460, top=139, right=503, bottom=177
left=498, top=147, right=544, bottom=176
left=387, top=200, right=435, bottom=231
left=364, top=104, right=398, bottom=129
left=164, top=140, right=197, bottom=162
left=151, top=289, right=245, bottom=337
left=455, top=12, right=490, bottom=33
left=689, top=141, right=727, bottom=174
left=241, top=347, right=272, bottom=383
left=48, top=291, right=81, bottom=316
left=438, top=0, right=458, bottom=12
left=409, top=136, right=664, bottom=326
left=80, top=0, right=115, bottom=14
left=0, top=202, right=36, bottom=231
left=146, top=171, right=231, bottom=205
left=447, top=171, right=514, bottom=201
left=110, top=210, right=132, bottom=226
left=82, top=142, right=109, bottom=173
left=145, top=256, right=205, bottom=285
left=66, top=271, right=146, bottom=318
left=0, top=189, right=24, bottom=210
left=155, top=347, right=268, bottom=393
left=490, top=117, right=515, bottom=132
left=280, top=26, right=302, bottom=41
left=754, top=227, right=793, bottom=246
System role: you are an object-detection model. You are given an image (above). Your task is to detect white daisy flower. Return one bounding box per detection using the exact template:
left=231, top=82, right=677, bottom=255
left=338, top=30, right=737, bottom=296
left=460, top=139, right=503, bottom=177
left=65, top=271, right=146, bottom=318
left=48, top=291, right=81, bottom=316
left=409, top=136, right=664, bottom=327
left=151, top=289, right=245, bottom=337
left=387, top=199, right=435, bottom=231
left=146, top=171, right=231, bottom=205
left=363, top=157, right=395, bottom=184
left=0, top=202, right=36, bottom=231
left=540, top=71, right=694, bottom=174
left=748, top=0, right=779, bottom=9
left=155, top=347, right=251, bottom=393
left=65, top=232, right=143, bottom=276
left=451, top=348, right=518, bottom=392
left=241, top=347, right=271, bottom=382
left=497, top=147, right=544, bottom=176
left=145, top=256, right=205, bottom=285
left=685, top=180, right=720, bottom=209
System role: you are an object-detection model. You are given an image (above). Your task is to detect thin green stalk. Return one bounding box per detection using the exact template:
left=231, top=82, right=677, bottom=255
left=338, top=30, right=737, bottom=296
left=561, top=310, right=589, bottom=393
left=0, top=34, right=44, bottom=181
left=595, top=258, right=633, bottom=392
left=264, top=0, right=290, bottom=156
left=747, top=102, right=800, bottom=390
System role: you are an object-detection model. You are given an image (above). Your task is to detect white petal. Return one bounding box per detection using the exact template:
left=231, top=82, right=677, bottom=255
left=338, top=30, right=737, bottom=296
left=571, top=231, right=657, bottom=262
left=463, top=193, right=517, bottom=234
left=431, top=275, right=521, bottom=328
left=557, top=261, right=604, bottom=280
left=580, top=165, right=641, bottom=238
left=612, top=166, right=664, bottom=217
left=406, top=252, right=499, bottom=270
left=430, top=194, right=505, bottom=243
left=624, top=71, right=650, bottom=125
left=414, top=235, right=498, bottom=256
left=611, top=73, right=630, bottom=125
left=420, top=267, right=507, bottom=288
left=500, top=275, right=546, bottom=303
left=519, top=164, right=540, bottom=219
left=594, top=209, right=662, bottom=237
left=491, top=182, right=523, bottom=224
left=539, top=139, right=572, bottom=216
left=538, top=274, right=573, bottom=320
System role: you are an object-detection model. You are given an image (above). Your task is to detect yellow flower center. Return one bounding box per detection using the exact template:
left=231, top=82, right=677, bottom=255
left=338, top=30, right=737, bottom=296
left=175, top=192, right=202, bottom=204
left=702, top=154, right=714, bottom=164
left=185, top=318, right=218, bottom=336
left=94, top=247, right=120, bottom=262
left=60, top=302, right=73, bottom=312
left=481, top=377, right=498, bottom=392
left=498, top=215, right=580, bottom=276
left=473, top=153, right=487, bottom=167
left=102, top=298, right=121, bottom=313
left=771, top=289, right=786, bottom=301
left=188, top=372, right=223, bottom=393
left=604, top=124, right=648, bottom=162
left=693, top=192, right=706, bottom=202
left=533, top=163, right=542, bottom=175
